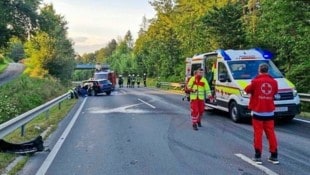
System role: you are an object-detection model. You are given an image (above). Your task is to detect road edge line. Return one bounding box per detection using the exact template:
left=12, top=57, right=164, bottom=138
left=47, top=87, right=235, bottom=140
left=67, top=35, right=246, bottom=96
left=294, top=118, right=310, bottom=124
left=35, top=98, right=87, bottom=175
left=235, top=153, right=279, bottom=175
left=138, top=98, right=156, bottom=109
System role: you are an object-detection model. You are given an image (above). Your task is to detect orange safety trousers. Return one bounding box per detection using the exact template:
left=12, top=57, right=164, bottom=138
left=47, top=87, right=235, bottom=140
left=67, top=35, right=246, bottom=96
left=252, top=118, right=278, bottom=153
left=190, top=99, right=205, bottom=124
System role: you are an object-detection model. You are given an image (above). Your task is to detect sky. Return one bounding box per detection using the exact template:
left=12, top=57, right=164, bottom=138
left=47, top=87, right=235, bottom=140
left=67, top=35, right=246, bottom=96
left=43, top=0, right=156, bottom=55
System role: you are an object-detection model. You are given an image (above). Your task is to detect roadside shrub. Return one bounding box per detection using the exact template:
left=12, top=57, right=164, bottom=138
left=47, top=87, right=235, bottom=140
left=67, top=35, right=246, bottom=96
left=0, top=55, right=4, bottom=64
left=0, top=75, right=66, bottom=124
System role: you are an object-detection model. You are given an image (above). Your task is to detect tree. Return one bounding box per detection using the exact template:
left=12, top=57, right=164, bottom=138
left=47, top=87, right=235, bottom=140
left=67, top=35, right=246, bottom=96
left=124, top=30, right=134, bottom=49
left=0, top=0, right=40, bottom=48
left=37, top=4, right=75, bottom=83
left=203, top=2, right=246, bottom=49
left=252, top=0, right=310, bottom=92
left=24, top=31, right=54, bottom=78
left=6, top=37, right=25, bottom=62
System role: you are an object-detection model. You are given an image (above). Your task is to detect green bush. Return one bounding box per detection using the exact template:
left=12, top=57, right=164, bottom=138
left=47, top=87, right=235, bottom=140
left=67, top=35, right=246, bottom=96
left=0, top=75, right=66, bottom=124
left=301, top=102, right=310, bottom=113
left=0, top=55, right=4, bottom=64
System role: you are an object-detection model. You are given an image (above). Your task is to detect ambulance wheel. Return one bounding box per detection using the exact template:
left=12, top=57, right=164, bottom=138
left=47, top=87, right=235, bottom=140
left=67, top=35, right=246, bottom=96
left=229, top=101, right=241, bottom=123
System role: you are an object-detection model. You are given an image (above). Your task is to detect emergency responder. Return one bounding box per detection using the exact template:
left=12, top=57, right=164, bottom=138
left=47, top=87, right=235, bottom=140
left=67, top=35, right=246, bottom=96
left=187, top=68, right=211, bottom=130
left=143, top=73, right=147, bottom=87
left=136, top=75, right=141, bottom=88
left=127, top=74, right=131, bottom=88
left=118, top=75, right=124, bottom=88
left=244, top=63, right=279, bottom=165
left=131, top=74, right=136, bottom=88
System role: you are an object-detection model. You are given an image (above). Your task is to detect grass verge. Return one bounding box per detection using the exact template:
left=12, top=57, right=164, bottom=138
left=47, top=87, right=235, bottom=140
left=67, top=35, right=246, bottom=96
left=300, top=112, right=310, bottom=119
left=0, top=98, right=77, bottom=174
left=0, top=57, right=10, bottom=74
left=0, top=75, right=66, bottom=124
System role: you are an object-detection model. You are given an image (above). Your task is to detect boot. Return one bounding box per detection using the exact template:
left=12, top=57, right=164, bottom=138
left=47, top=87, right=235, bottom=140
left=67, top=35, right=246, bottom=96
left=268, top=151, right=279, bottom=164
left=252, top=149, right=262, bottom=164
left=197, top=122, right=202, bottom=127
left=192, top=123, right=198, bottom=131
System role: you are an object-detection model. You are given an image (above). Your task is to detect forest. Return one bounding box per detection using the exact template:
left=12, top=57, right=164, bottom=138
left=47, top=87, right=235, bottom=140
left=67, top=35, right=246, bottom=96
left=79, top=0, right=309, bottom=92
left=0, top=0, right=75, bottom=84
left=0, top=0, right=309, bottom=92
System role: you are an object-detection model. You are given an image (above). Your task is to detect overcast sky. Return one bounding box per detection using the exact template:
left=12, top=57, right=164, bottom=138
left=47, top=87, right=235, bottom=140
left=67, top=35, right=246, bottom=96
left=43, top=0, right=155, bottom=55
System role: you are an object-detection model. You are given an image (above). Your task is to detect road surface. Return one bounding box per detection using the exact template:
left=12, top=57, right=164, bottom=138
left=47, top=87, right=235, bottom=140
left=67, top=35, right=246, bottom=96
left=0, top=63, right=24, bottom=86
left=20, top=88, right=310, bottom=175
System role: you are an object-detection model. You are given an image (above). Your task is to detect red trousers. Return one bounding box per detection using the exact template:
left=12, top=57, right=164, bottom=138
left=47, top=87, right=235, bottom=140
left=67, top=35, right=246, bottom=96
left=252, top=118, right=278, bottom=153
left=190, top=99, right=205, bottom=124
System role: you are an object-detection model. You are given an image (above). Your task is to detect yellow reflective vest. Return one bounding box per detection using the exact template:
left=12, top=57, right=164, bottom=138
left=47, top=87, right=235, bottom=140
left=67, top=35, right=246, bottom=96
left=187, top=76, right=211, bottom=100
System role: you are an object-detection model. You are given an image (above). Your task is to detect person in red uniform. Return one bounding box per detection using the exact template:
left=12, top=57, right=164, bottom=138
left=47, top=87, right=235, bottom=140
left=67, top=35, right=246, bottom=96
left=187, top=68, right=211, bottom=130
left=245, top=63, right=279, bottom=165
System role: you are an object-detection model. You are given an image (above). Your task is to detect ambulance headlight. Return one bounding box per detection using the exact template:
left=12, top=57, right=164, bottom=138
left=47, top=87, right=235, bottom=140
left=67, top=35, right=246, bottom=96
left=293, top=89, right=298, bottom=97
left=240, top=90, right=250, bottom=98
left=274, top=93, right=281, bottom=100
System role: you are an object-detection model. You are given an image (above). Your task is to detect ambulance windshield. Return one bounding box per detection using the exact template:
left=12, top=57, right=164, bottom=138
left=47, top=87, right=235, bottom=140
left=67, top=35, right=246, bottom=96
left=228, top=60, right=283, bottom=79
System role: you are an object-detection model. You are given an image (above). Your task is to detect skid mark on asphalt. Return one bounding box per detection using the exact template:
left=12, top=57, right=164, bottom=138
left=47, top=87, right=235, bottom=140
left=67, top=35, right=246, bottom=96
left=235, top=153, right=279, bottom=175
left=138, top=98, right=156, bottom=109
left=87, top=101, right=158, bottom=114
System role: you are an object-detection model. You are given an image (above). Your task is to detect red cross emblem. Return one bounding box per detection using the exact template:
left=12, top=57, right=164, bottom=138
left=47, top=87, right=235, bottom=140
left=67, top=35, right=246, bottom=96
left=261, top=83, right=272, bottom=95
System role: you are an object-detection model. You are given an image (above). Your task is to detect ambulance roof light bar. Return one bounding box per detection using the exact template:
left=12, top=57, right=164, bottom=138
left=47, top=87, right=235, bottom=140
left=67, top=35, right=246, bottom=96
left=217, top=48, right=274, bottom=60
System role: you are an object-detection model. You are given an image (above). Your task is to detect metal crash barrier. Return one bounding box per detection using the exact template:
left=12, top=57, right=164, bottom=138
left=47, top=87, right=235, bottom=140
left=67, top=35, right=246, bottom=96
left=0, top=92, right=71, bottom=154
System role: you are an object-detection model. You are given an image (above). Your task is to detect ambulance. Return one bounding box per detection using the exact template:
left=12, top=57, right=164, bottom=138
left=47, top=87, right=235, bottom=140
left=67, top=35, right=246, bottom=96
left=185, top=48, right=301, bottom=122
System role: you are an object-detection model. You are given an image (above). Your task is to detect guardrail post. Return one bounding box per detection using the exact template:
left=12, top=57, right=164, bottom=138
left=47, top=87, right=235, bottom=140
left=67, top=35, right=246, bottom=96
left=21, top=125, right=25, bottom=137
left=59, top=102, right=62, bottom=110
left=46, top=109, right=50, bottom=119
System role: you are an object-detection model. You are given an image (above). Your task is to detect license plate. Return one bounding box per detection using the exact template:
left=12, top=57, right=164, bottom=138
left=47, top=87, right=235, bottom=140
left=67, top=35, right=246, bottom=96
left=275, top=107, right=288, bottom=112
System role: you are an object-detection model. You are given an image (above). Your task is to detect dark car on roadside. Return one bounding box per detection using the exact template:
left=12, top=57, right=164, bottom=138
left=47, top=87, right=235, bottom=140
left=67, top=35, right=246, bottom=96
left=82, top=79, right=112, bottom=96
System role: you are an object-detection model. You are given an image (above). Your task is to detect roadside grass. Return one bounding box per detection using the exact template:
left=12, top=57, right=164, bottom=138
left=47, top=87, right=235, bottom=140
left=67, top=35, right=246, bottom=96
left=0, top=57, right=10, bottom=74
left=0, top=75, right=66, bottom=124
left=0, top=98, right=77, bottom=174
left=300, top=112, right=310, bottom=119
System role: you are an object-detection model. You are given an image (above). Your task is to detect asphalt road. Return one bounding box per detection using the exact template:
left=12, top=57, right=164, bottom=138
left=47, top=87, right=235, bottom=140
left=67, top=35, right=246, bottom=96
left=20, top=88, right=310, bottom=175
left=0, top=63, right=24, bottom=86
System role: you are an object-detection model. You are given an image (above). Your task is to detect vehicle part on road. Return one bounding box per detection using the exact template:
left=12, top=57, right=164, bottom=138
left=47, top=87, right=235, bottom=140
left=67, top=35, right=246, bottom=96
left=0, top=136, right=44, bottom=155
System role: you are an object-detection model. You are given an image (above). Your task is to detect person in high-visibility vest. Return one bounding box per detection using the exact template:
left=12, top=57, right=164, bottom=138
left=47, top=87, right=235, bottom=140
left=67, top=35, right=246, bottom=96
left=187, top=68, right=211, bottom=130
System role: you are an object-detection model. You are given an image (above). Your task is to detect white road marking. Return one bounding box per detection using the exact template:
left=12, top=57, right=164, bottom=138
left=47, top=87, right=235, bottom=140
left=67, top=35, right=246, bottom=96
left=294, top=118, right=310, bottom=124
left=138, top=98, right=156, bottom=109
left=88, top=103, right=146, bottom=114
left=235, top=153, right=279, bottom=175
left=36, top=98, right=87, bottom=175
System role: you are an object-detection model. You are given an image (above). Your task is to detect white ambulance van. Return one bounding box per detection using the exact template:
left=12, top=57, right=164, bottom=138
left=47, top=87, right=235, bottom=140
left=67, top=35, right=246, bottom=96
left=185, top=48, right=301, bottom=122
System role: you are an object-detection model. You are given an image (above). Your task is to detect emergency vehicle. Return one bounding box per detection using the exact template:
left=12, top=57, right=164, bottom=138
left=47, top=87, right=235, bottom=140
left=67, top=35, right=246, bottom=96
left=94, top=65, right=116, bottom=90
left=185, top=48, right=301, bottom=122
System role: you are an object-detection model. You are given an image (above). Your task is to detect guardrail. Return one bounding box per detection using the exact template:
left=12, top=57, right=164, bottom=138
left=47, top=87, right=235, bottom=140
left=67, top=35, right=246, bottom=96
left=157, top=82, right=185, bottom=89
left=158, top=82, right=309, bottom=103
left=0, top=92, right=71, bottom=139
left=299, top=93, right=310, bottom=103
